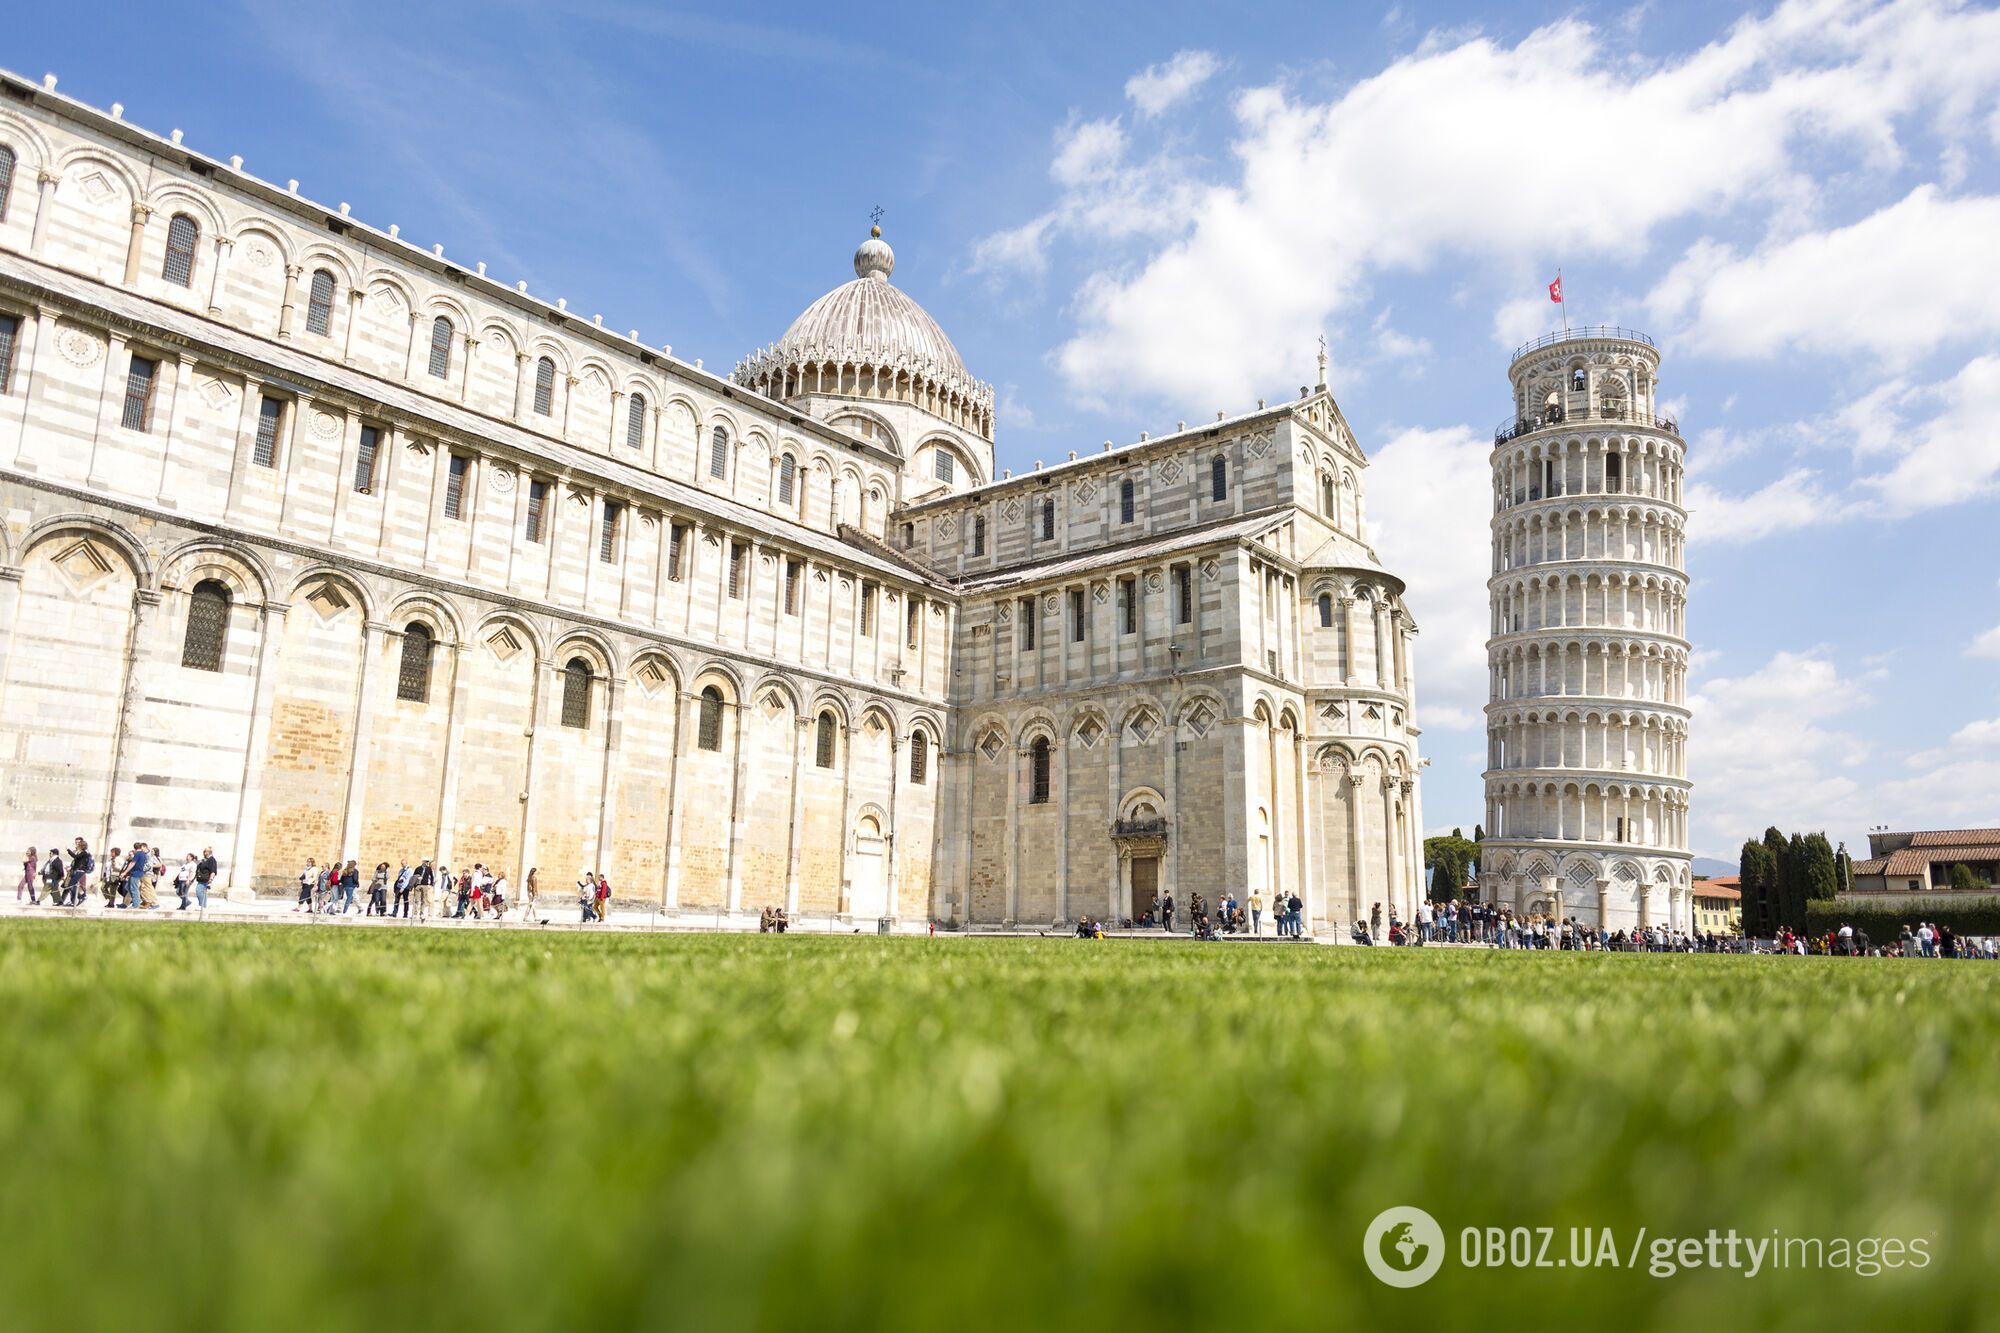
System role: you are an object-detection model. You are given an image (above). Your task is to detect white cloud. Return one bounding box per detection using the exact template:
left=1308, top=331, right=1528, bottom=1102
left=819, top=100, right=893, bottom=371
left=1051, top=117, right=1127, bottom=185
left=1371, top=308, right=1431, bottom=360
left=1949, top=717, right=2000, bottom=749
left=1125, top=50, right=1221, bottom=117
left=978, top=0, right=2000, bottom=412
left=1649, top=189, right=2000, bottom=363
left=1686, top=649, right=1874, bottom=856
left=1969, top=625, right=2000, bottom=660
left=1854, top=355, right=2000, bottom=515
left=1364, top=425, right=1492, bottom=730
left=1684, top=467, right=1843, bottom=544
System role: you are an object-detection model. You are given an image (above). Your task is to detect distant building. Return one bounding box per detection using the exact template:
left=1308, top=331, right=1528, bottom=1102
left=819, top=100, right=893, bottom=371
left=1690, top=876, right=1741, bottom=935
left=1850, top=829, right=2000, bottom=894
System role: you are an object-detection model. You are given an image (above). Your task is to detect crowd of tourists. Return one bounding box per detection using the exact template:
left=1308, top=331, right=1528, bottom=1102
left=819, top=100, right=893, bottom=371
left=1768, top=921, right=1998, bottom=959
left=17, top=838, right=623, bottom=925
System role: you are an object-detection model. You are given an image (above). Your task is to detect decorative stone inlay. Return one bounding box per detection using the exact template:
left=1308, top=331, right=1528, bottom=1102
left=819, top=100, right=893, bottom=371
left=937, top=515, right=957, bottom=539
left=1043, top=594, right=1058, bottom=614
left=310, top=410, right=341, bottom=440
left=1073, top=479, right=1095, bottom=503
left=244, top=240, right=277, bottom=268
left=302, top=581, right=352, bottom=622
left=1076, top=718, right=1102, bottom=748
left=979, top=731, right=1004, bottom=761
left=1001, top=498, right=1022, bottom=523
left=486, top=628, right=523, bottom=661
left=1092, top=583, right=1109, bottom=605
left=56, top=327, right=102, bottom=367
left=1200, top=558, right=1220, bottom=581
left=52, top=539, right=113, bottom=590
left=488, top=468, right=516, bottom=494
left=1183, top=702, right=1215, bottom=737
left=1144, top=572, right=1164, bottom=593
left=994, top=602, right=1010, bottom=624
left=369, top=285, right=405, bottom=317
left=1160, top=459, right=1183, bottom=484
left=77, top=171, right=115, bottom=205
left=198, top=378, right=234, bottom=410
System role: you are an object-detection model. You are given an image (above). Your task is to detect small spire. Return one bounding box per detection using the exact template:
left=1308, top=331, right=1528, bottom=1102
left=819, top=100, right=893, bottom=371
left=1316, top=334, right=1328, bottom=389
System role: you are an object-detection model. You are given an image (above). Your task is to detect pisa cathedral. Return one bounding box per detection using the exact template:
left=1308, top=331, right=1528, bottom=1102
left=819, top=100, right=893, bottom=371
left=0, top=71, right=1428, bottom=930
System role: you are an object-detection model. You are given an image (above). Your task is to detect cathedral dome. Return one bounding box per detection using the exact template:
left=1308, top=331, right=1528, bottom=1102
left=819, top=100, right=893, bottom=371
left=733, top=228, right=994, bottom=442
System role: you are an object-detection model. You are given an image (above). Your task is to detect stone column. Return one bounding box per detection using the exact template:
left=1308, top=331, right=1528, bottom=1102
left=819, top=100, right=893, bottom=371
left=227, top=601, right=288, bottom=896
left=724, top=690, right=751, bottom=916
left=886, top=734, right=903, bottom=921
left=594, top=676, right=624, bottom=881
left=1054, top=731, right=1069, bottom=922
left=517, top=659, right=553, bottom=887
left=1003, top=742, right=1020, bottom=924
left=1346, top=772, right=1365, bottom=929
left=277, top=263, right=302, bottom=337
left=339, top=621, right=386, bottom=862
left=1294, top=731, right=1313, bottom=931
left=120, top=202, right=152, bottom=285
left=662, top=690, right=691, bottom=909
left=100, top=589, right=163, bottom=854
left=340, top=286, right=364, bottom=364
left=29, top=169, right=59, bottom=254
left=782, top=713, right=809, bottom=915
left=204, top=237, right=233, bottom=316
left=430, top=635, right=469, bottom=874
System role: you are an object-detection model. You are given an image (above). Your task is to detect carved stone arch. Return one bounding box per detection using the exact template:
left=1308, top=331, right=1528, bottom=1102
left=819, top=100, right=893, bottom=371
left=691, top=660, right=745, bottom=703
left=295, top=243, right=360, bottom=290
left=0, top=109, right=56, bottom=176
left=476, top=318, right=525, bottom=360
left=1119, top=787, right=1167, bottom=822
left=1016, top=711, right=1060, bottom=747
left=384, top=590, right=466, bottom=645
left=359, top=268, right=418, bottom=312
left=628, top=649, right=683, bottom=699
left=550, top=628, right=618, bottom=677
left=158, top=537, right=274, bottom=603
left=222, top=217, right=292, bottom=268
left=25, top=514, right=153, bottom=587
left=1277, top=705, right=1303, bottom=734
left=56, top=148, right=142, bottom=203
left=856, top=701, right=897, bottom=745
left=704, top=404, right=746, bottom=441
left=575, top=353, right=619, bottom=387
left=1316, top=741, right=1355, bottom=772
left=618, top=370, right=664, bottom=402
left=743, top=672, right=802, bottom=718
left=420, top=292, right=475, bottom=330
left=287, top=565, right=373, bottom=623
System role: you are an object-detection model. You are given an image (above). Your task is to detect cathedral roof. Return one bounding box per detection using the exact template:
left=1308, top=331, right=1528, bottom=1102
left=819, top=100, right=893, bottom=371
left=733, top=228, right=991, bottom=412
left=1300, top=529, right=1398, bottom=584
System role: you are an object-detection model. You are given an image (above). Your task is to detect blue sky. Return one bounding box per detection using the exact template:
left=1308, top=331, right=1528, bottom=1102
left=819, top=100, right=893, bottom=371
left=14, top=1, right=2000, bottom=862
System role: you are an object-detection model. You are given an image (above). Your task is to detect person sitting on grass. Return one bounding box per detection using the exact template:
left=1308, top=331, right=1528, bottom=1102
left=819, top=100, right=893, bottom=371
left=1352, top=918, right=1373, bottom=946
left=774, top=907, right=789, bottom=933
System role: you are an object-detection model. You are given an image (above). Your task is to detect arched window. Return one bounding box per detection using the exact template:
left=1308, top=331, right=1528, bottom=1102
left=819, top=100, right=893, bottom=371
left=560, top=657, right=591, bottom=729
left=909, top=731, right=929, bottom=785
left=1322, top=476, right=1335, bottom=516
left=815, top=711, right=837, bottom=768
left=180, top=579, right=230, bottom=672
left=708, top=427, right=730, bottom=479
left=1119, top=478, right=1135, bottom=524
left=1571, top=366, right=1587, bottom=392
left=396, top=622, right=434, bottom=703
left=162, top=213, right=200, bottom=287
left=934, top=449, right=954, bottom=484
left=697, top=685, right=725, bottom=751
left=972, top=515, right=986, bottom=555
left=625, top=393, right=646, bottom=448
left=533, top=356, right=556, bottom=416
left=777, top=453, right=796, bottom=506
left=1040, top=498, right=1055, bottom=541
left=0, top=145, right=14, bottom=223
left=1211, top=455, right=1227, bottom=502
left=1029, top=737, right=1052, bottom=804
left=1318, top=593, right=1334, bottom=628
left=427, top=316, right=453, bottom=378
left=304, top=268, right=336, bottom=336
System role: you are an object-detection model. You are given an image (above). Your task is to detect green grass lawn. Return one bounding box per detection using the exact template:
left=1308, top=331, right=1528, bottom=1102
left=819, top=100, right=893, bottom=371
left=1, top=922, right=1994, bottom=1331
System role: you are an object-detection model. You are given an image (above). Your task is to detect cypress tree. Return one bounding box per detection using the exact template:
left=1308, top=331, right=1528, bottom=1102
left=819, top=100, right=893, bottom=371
left=1802, top=833, right=1839, bottom=901
left=1739, top=838, right=1775, bottom=937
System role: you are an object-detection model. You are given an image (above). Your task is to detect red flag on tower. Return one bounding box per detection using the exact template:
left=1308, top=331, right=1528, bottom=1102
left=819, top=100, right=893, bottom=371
left=1548, top=276, right=1563, bottom=304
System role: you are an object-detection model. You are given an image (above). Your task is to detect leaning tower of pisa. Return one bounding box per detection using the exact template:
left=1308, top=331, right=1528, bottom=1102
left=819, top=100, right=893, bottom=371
left=1480, top=328, right=1692, bottom=933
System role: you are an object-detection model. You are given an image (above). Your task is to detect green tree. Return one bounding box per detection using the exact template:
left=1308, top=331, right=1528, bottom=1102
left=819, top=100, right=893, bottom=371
left=1424, top=833, right=1478, bottom=903
left=1781, top=832, right=1809, bottom=932
left=1802, top=833, right=1840, bottom=902
left=1473, top=824, right=1485, bottom=843
left=1950, top=863, right=1983, bottom=892
left=1739, top=838, right=1778, bottom=937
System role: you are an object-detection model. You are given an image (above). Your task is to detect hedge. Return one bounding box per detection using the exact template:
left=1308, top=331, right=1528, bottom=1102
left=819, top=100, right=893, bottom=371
left=1805, top=896, right=2000, bottom=942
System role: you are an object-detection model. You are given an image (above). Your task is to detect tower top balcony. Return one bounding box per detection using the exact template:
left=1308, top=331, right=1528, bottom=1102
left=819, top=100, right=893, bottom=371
left=1509, top=326, right=1655, bottom=364
left=1494, top=404, right=1680, bottom=447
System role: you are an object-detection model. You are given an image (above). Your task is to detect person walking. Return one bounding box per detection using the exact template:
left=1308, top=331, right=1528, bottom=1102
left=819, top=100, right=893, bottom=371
left=1160, top=890, right=1175, bottom=934
left=174, top=853, right=197, bottom=910
left=523, top=867, right=539, bottom=922
left=578, top=869, right=598, bottom=923
left=124, top=842, right=152, bottom=910
left=367, top=862, right=389, bottom=916
left=1286, top=892, right=1303, bottom=939
left=413, top=860, right=435, bottom=919
left=1248, top=889, right=1264, bottom=938
left=193, top=847, right=217, bottom=911
left=296, top=858, right=318, bottom=912
left=596, top=873, right=612, bottom=924
left=102, top=847, right=126, bottom=909
left=38, top=846, right=63, bottom=906
left=64, top=839, right=94, bottom=907
left=392, top=861, right=413, bottom=918
left=18, top=847, right=36, bottom=904
left=488, top=870, right=508, bottom=920
left=338, top=860, right=360, bottom=914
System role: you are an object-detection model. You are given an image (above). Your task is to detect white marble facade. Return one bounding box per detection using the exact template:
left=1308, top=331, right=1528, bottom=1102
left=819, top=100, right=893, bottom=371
left=1480, top=329, right=1694, bottom=931
left=0, top=71, right=1425, bottom=929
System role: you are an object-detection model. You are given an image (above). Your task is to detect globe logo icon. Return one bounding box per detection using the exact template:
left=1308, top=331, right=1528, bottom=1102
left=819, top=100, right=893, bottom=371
left=1363, top=1206, right=1446, bottom=1288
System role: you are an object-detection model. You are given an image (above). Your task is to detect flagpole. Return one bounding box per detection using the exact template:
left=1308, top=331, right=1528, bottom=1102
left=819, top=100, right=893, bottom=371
left=1559, top=267, right=1568, bottom=333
